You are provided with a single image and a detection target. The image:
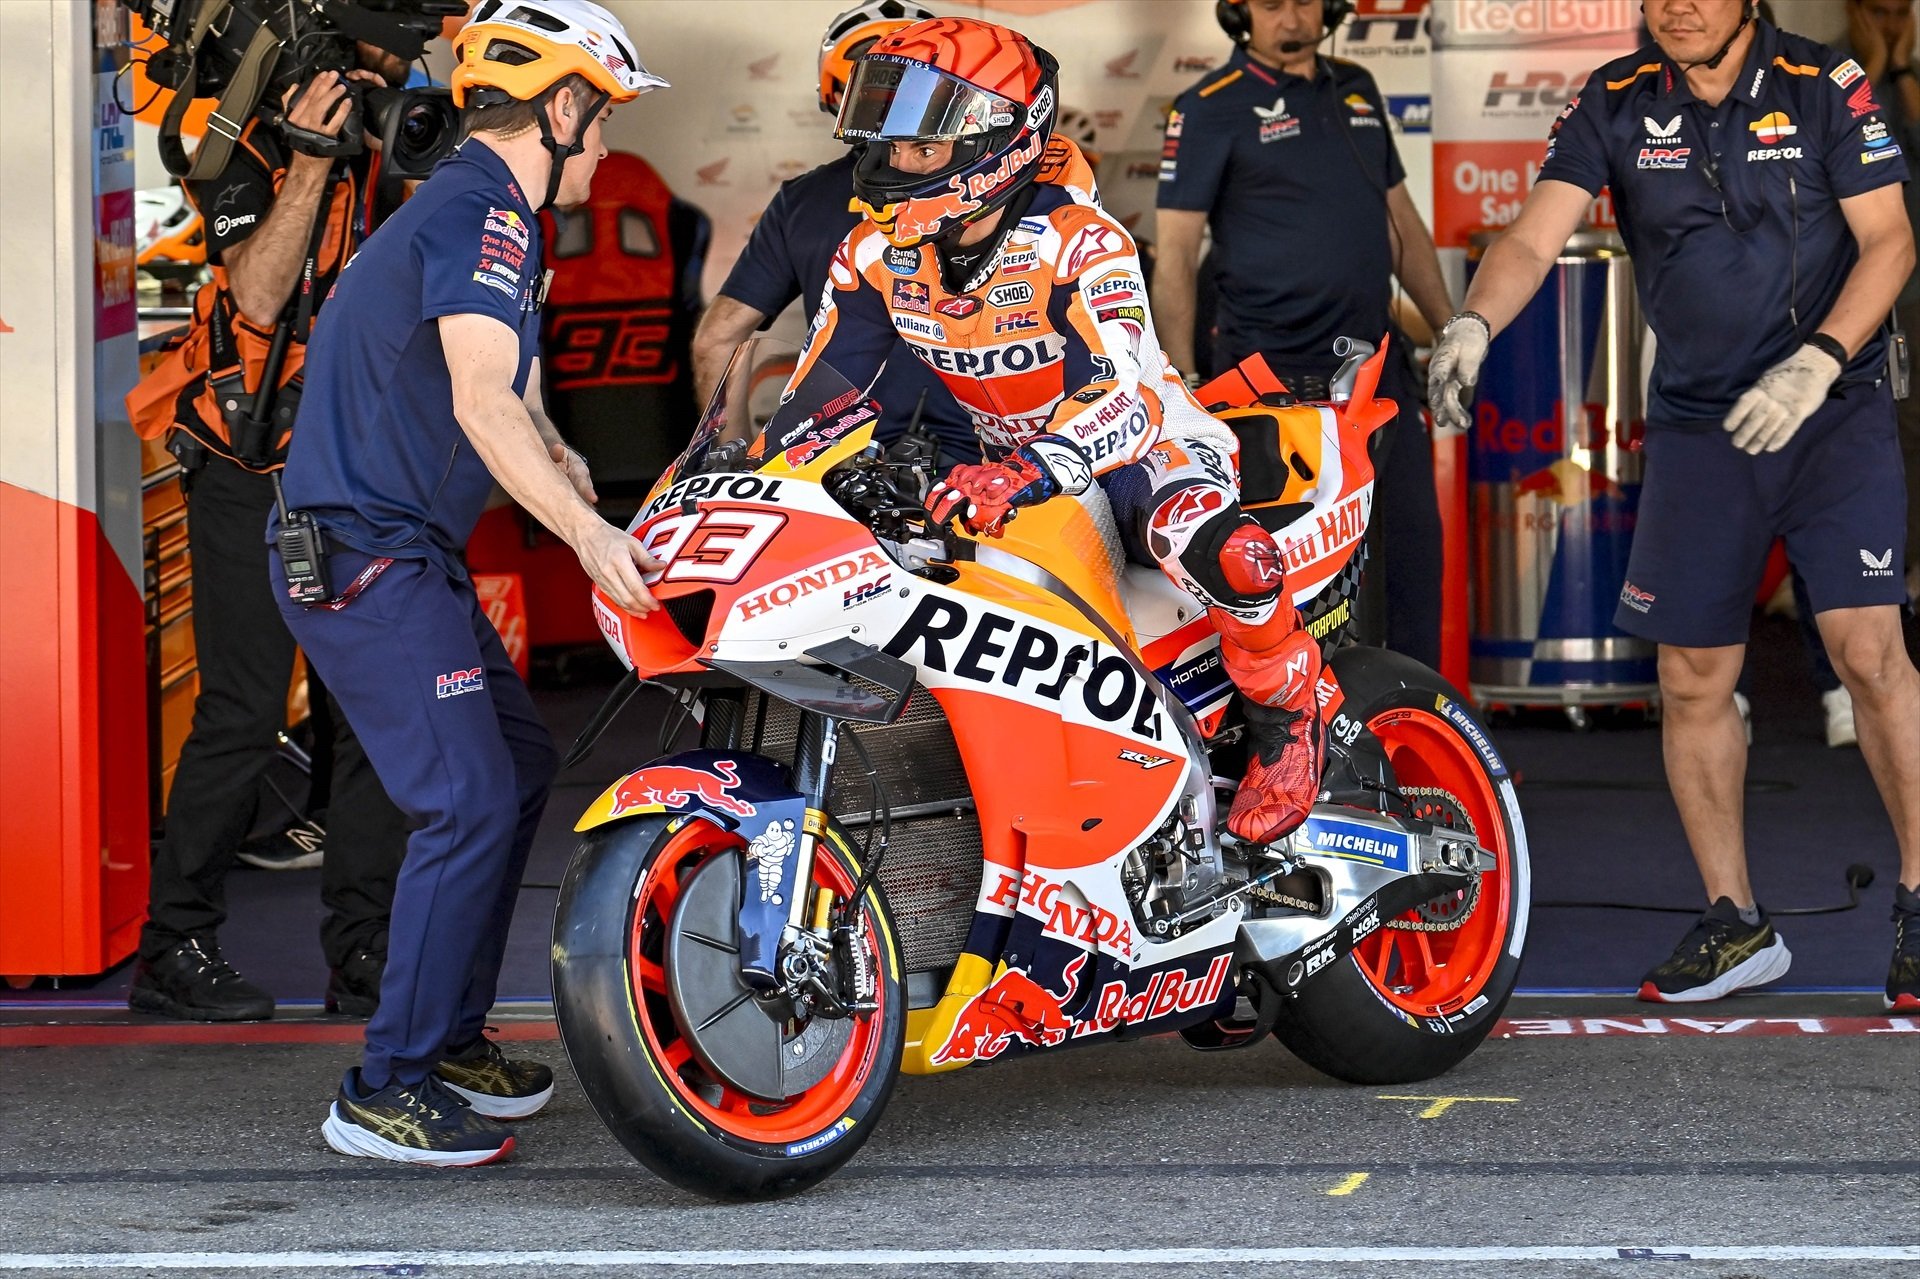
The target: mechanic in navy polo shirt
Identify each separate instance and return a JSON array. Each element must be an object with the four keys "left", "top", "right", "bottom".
[
  {"left": 1431, "top": 0, "right": 1920, "bottom": 1009},
  {"left": 1153, "top": 0, "right": 1456, "bottom": 670},
  {"left": 691, "top": 1, "right": 978, "bottom": 465},
  {"left": 271, "top": 0, "right": 669, "bottom": 1166}
]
